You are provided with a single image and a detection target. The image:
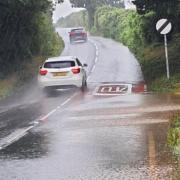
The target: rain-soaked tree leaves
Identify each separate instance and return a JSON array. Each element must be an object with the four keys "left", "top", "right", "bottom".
[
  {"left": 69, "top": 0, "right": 124, "bottom": 28},
  {"left": 132, "top": 0, "right": 180, "bottom": 34},
  {"left": 0, "top": 0, "right": 63, "bottom": 78},
  {"left": 132, "top": 0, "right": 180, "bottom": 16}
]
